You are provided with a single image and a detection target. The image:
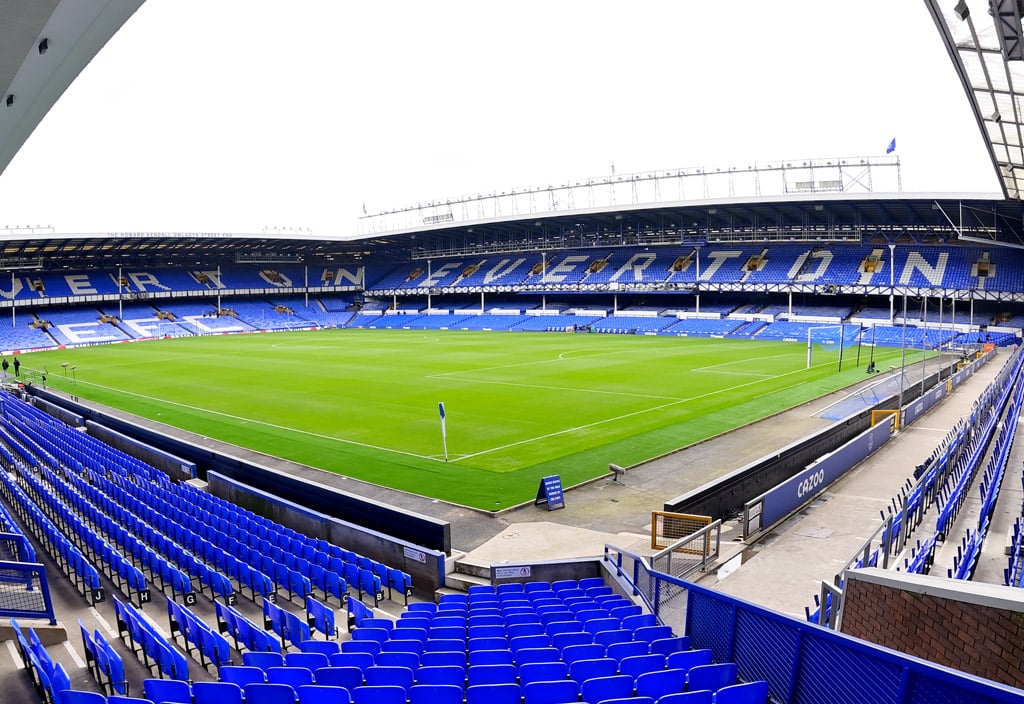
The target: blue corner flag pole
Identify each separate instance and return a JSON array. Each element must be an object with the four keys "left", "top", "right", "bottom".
[{"left": 439, "top": 402, "right": 448, "bottom": 462}]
